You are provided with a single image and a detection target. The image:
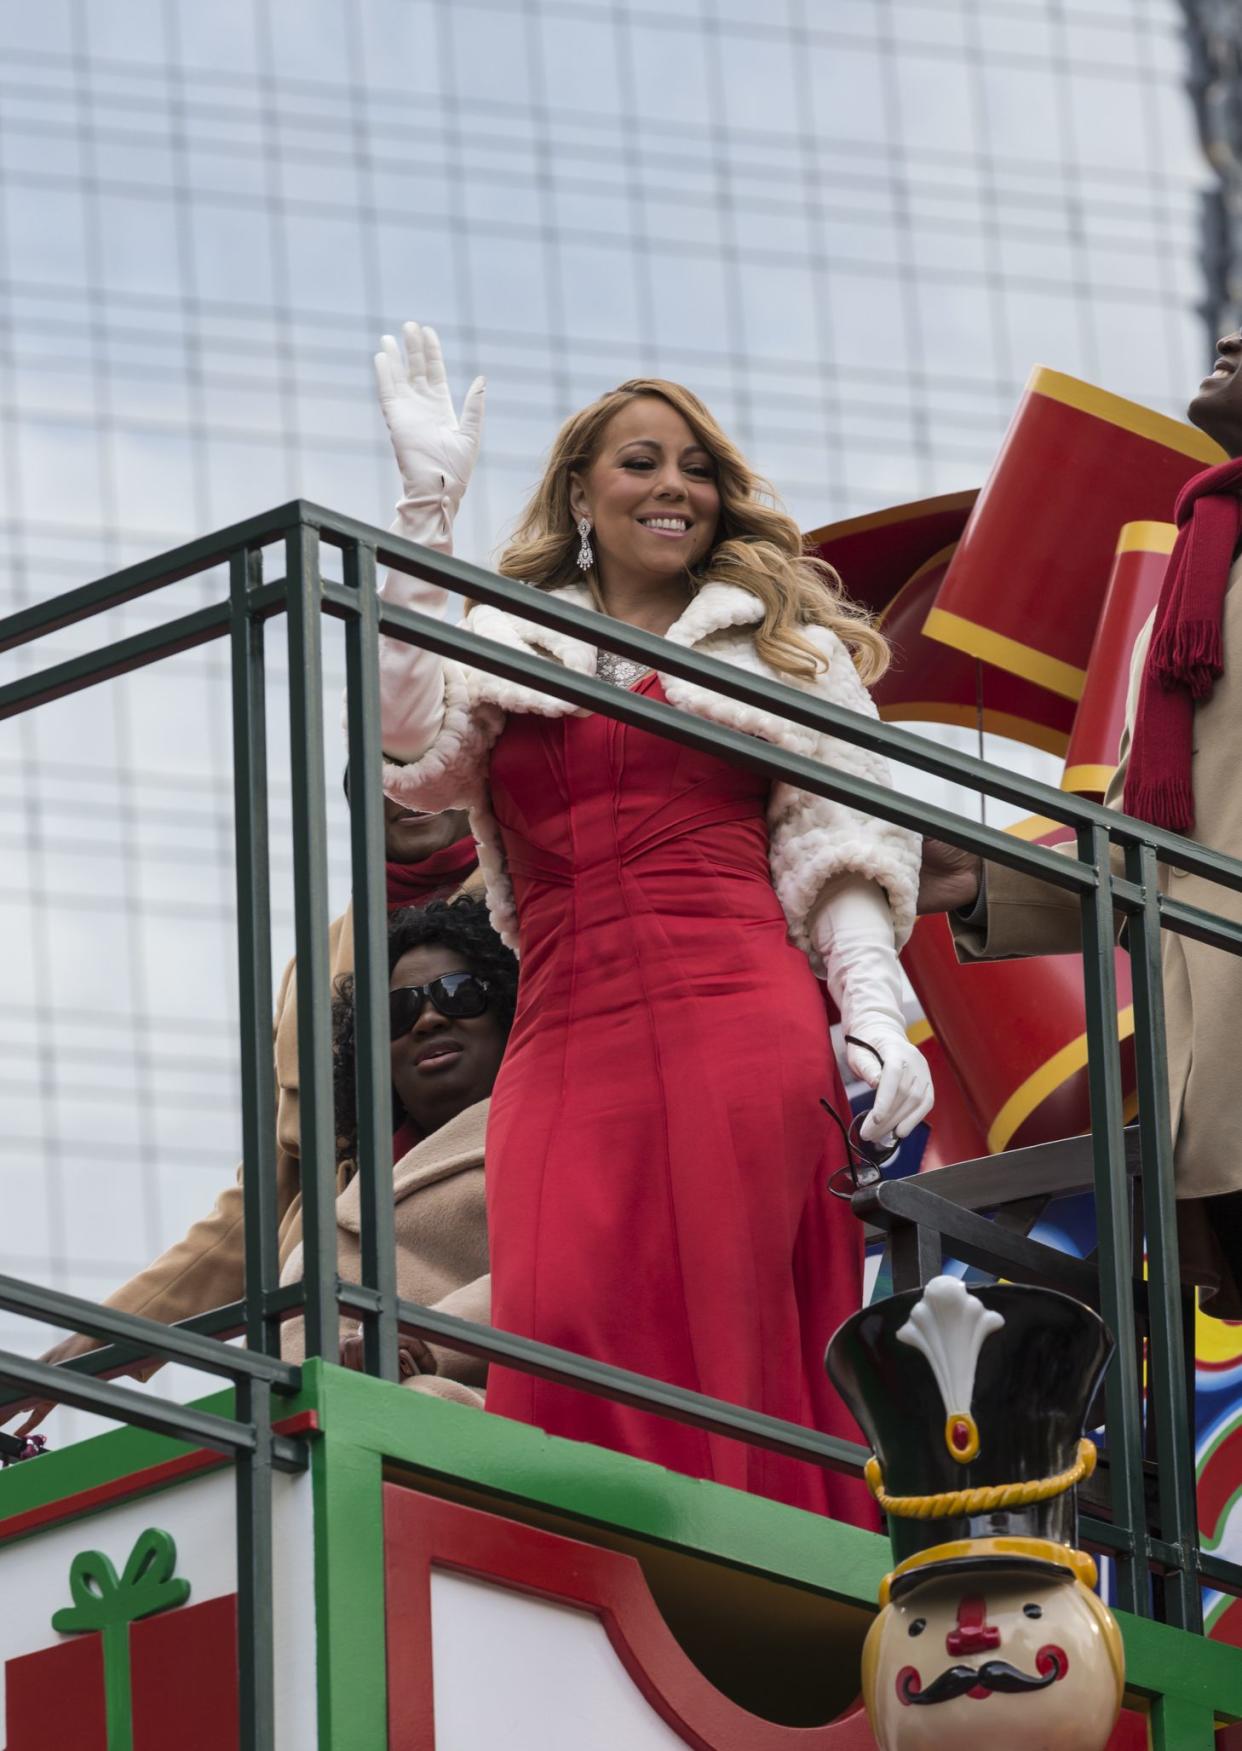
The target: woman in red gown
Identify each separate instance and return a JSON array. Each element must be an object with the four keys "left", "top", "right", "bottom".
[{"left": 370, "top": 323, "right": 931, "bottom": 1522}]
